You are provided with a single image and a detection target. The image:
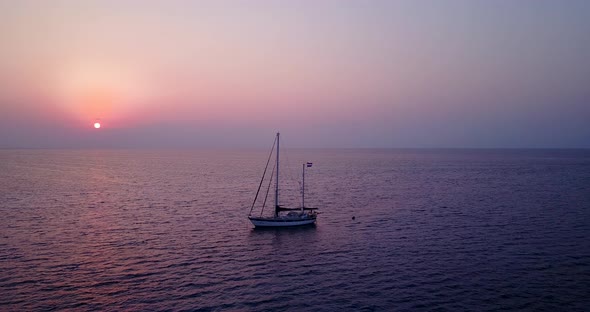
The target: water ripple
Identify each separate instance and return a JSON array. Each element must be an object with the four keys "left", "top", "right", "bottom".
[{"left": 1, "top": 149, "right": 589, "bottom": 310}]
